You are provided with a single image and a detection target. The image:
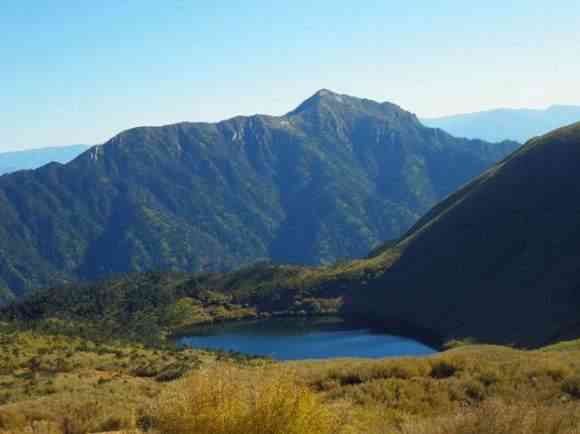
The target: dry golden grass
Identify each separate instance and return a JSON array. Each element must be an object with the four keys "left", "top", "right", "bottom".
[
  {"left": 0, "top": 331, "right": 256, "bottom": 434},
  {"left": 290, "top": 344, "right": 580, "bottom": 423},
  {"left": 3, "top": 331, "right": 580, "bottom": 434},
  {"left": 150, "top": 365, "right": 345, "bottom": 434},
  {"left": 0, "top": 328, "right": 271, "bottom": 407},
  {"left": 0, "top": 396, "right": 141, "bottom": 434},
  {"left": 542, "top": 339, "right": 580, "bottom": 353},
  {"left": 397, "top": 400, "right": 580, "bottom": 434}
]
